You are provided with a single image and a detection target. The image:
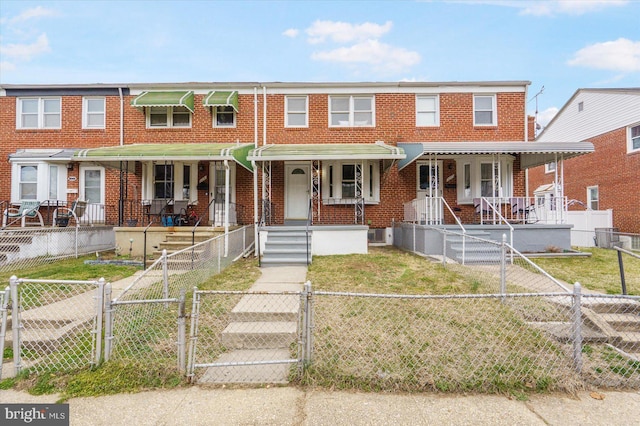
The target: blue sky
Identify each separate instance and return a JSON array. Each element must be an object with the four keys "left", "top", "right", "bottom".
[{"left": 1, "top": 0, "right": 639, "bottom": 128}]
